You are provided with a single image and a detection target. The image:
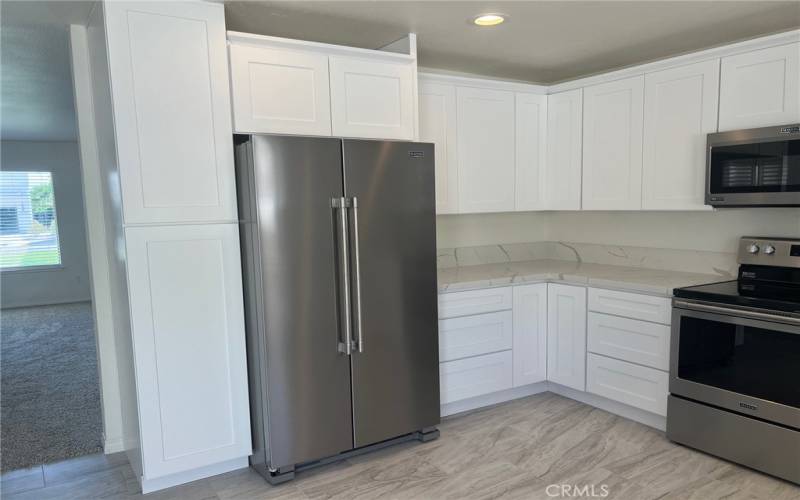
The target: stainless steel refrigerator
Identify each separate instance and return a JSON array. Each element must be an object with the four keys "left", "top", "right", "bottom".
[{"left": 234, "top": 135, "right": 440, "bottom": 484}]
